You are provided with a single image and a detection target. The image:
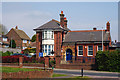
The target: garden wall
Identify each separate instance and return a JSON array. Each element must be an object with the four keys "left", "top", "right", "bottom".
[{"left": 2, "top": 69, "right": 53, "bottom": 78}]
